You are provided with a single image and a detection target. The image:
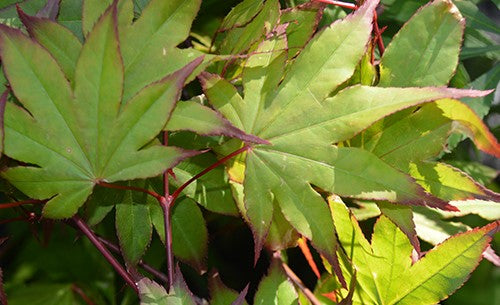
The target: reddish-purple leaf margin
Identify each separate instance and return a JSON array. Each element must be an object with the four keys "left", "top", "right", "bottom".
[{"left": 169, "top": 102, "right": 269, "bottom": 145}]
